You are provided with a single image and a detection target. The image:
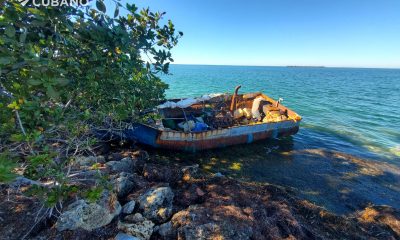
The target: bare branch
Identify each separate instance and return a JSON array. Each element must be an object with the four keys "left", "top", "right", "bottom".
[{"left": 15, "top": 110, "right": 26, "bottom": 136}]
